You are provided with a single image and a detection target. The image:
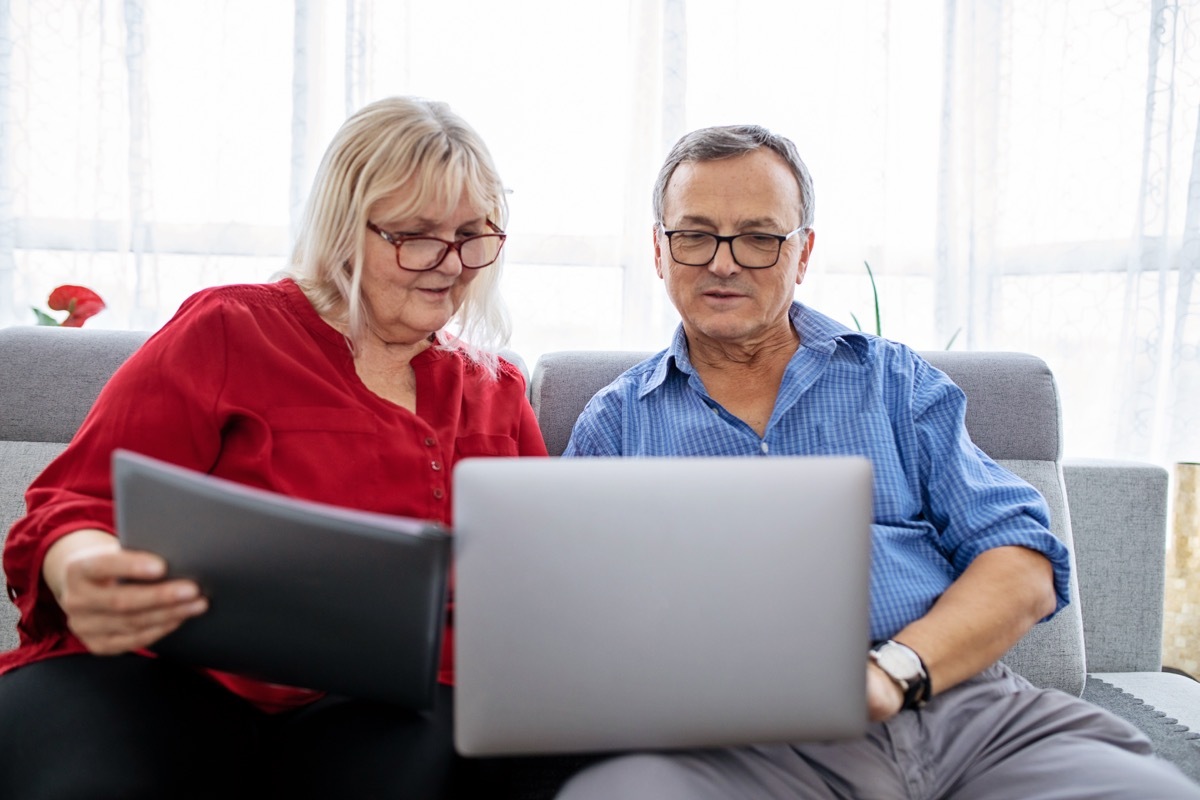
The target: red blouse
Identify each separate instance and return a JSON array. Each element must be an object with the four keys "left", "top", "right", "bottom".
[{"left": 1, "top": 279, "right": 548, "bottom": 711}]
